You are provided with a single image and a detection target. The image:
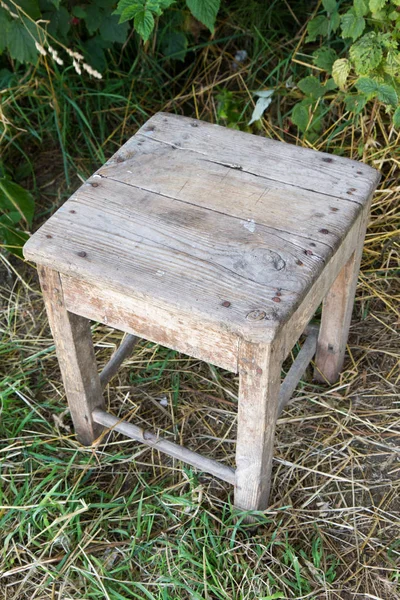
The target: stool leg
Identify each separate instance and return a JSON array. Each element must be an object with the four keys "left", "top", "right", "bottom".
[
  {"left": 38, "top": 267, "right": 105, "bottom": 445},
  {"left": 314, "top": 225, "right": 367, "bottom": 384},
  {"left": 234, "top": 341, "right": 281, "bottom": 512}
]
